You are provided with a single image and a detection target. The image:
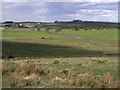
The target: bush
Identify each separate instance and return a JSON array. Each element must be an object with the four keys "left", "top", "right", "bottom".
[
  {"left": 36, "top": 25, "right": 42, "bottom": 31},
  {"left": 75, "top": 28, "right": 79, "bottom": 31}
]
